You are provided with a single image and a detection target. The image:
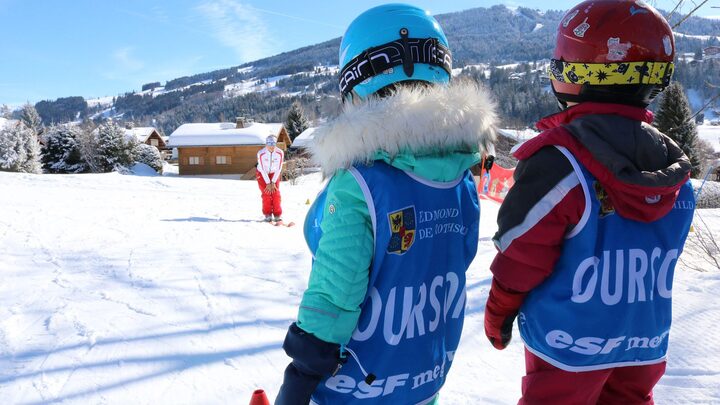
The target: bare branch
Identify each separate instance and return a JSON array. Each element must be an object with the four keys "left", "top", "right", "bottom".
[
  {"left": 672, "top": 0, "right": 711, "bottom": 29},
  {"left": 666, "top": 0, "right": 685, "bottom": 24}
]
